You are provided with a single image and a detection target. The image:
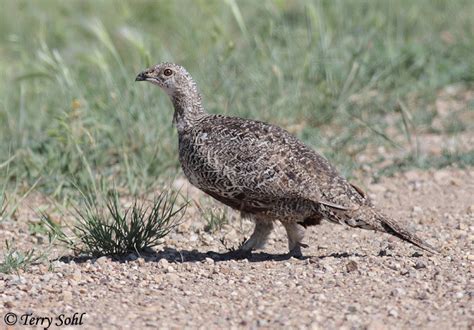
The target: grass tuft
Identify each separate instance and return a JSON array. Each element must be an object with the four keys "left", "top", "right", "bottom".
[
  {"left": 201, "top": 207, "right": 229, "bottom": 233},
  {"left": 43, "top": 188, "right": 187, "bottom": 257},
  {"left": 0, "top": 240, "right": 42, "bottom": 274}
]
